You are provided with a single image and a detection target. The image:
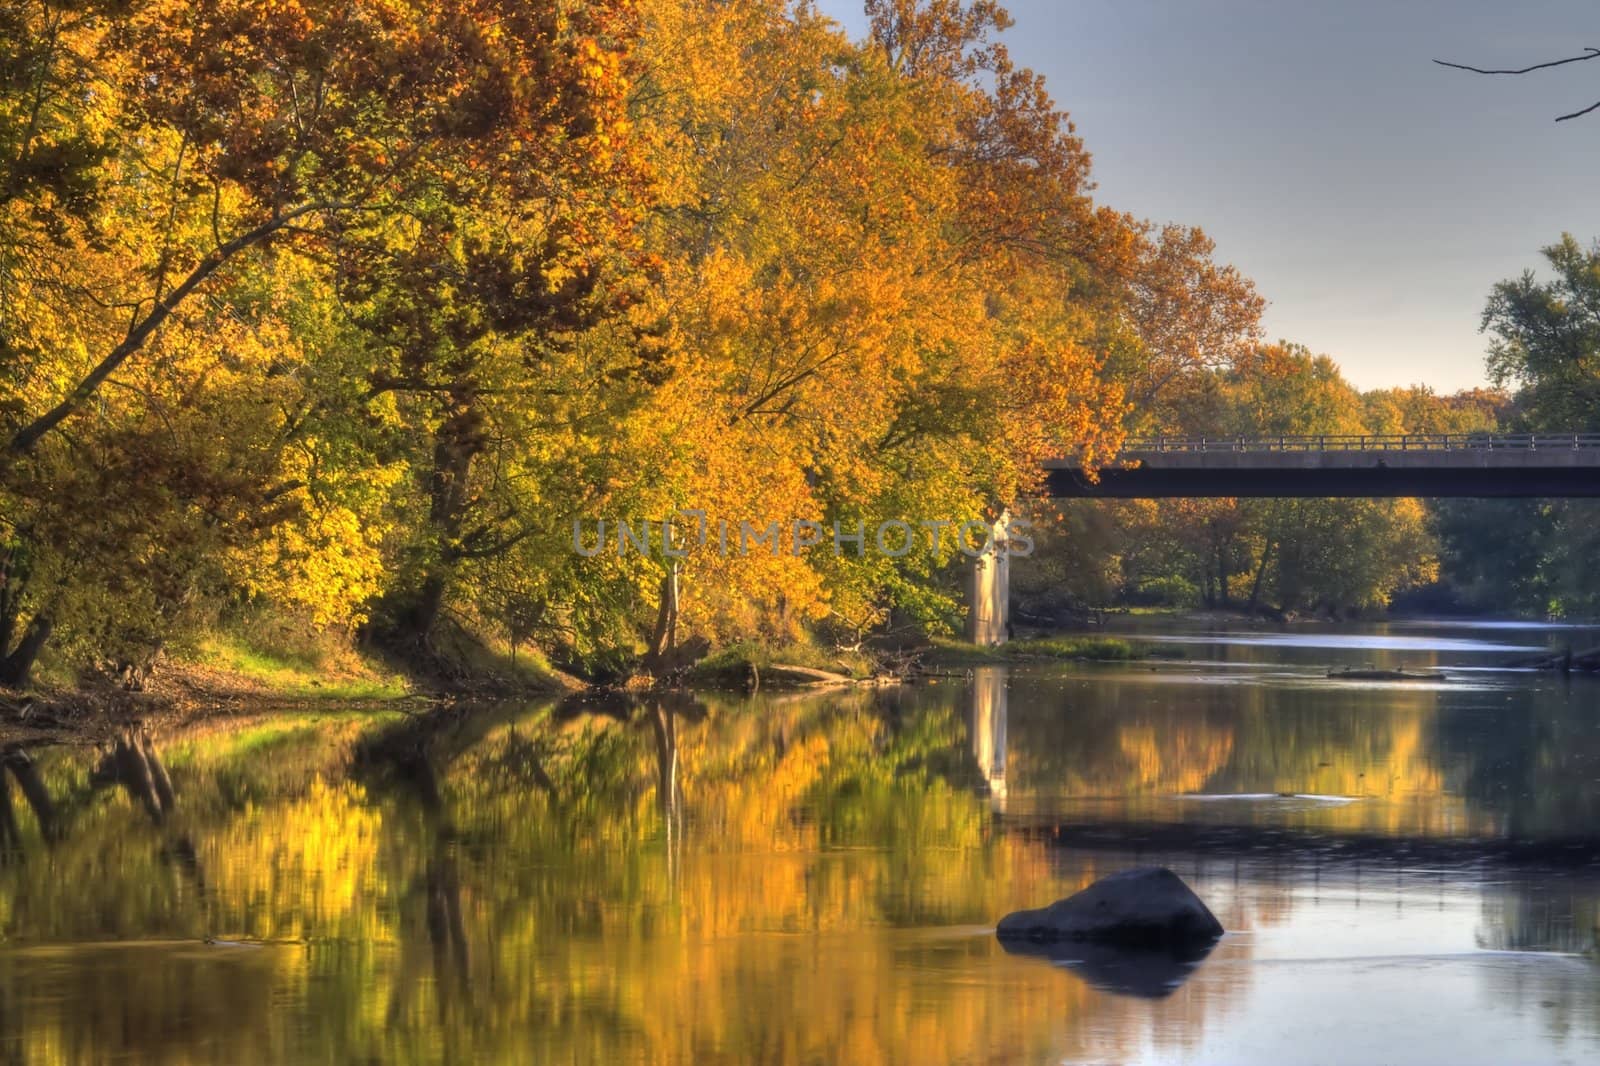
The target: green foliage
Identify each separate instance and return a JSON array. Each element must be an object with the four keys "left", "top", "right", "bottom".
[
  {"left": 1130, "top": 575, "right": 1201, "bottom": 608},
  {"left": 1013, "top": 636, "right": 1141, "bottom": 661},
  {"left": 1426, "top": 235, "right": 1600, "bottom": 618},
  {"left": 1484, "top": 234, "right": 1600, "bottom": 432}
]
